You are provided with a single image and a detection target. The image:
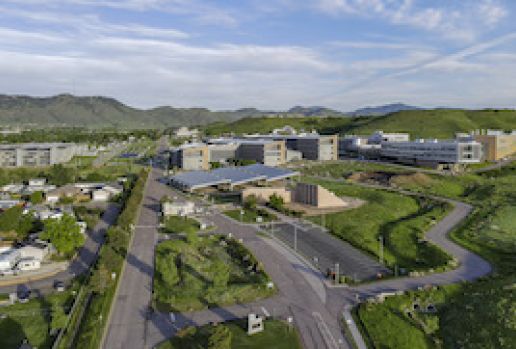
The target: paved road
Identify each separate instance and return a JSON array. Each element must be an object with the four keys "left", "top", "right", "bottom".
[
  {"left": 469, "top": 156, "right": 515, "bottom": 173},
  {"left": 104, "top": 164, "right": 493, "bottom": 349},
  {"left": 102, "top": 167, "right": 160, "bottom": 349},
  {"left": 104, "top": 165, "right": 352, "bottom": 349},
  {"left": 0, "top": 203, "right": 120, "bottom": 294},
  {"left": 349, "top": 198, "right": 491, "bottom": 297}
]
